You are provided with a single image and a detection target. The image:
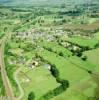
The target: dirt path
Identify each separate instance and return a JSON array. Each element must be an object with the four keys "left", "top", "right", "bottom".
[{"left": 14, "top": 67, "right": 24, "bottom": 100}]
